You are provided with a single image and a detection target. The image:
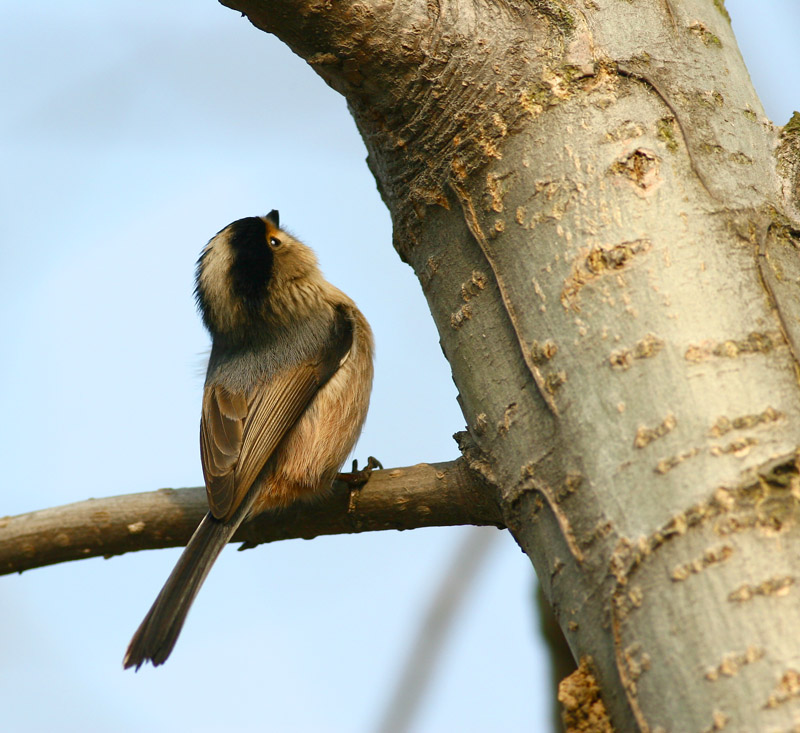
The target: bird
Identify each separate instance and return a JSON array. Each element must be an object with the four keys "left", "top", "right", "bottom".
[{"left": 124, "top": 210, "right": 374, "bottom": 669}]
